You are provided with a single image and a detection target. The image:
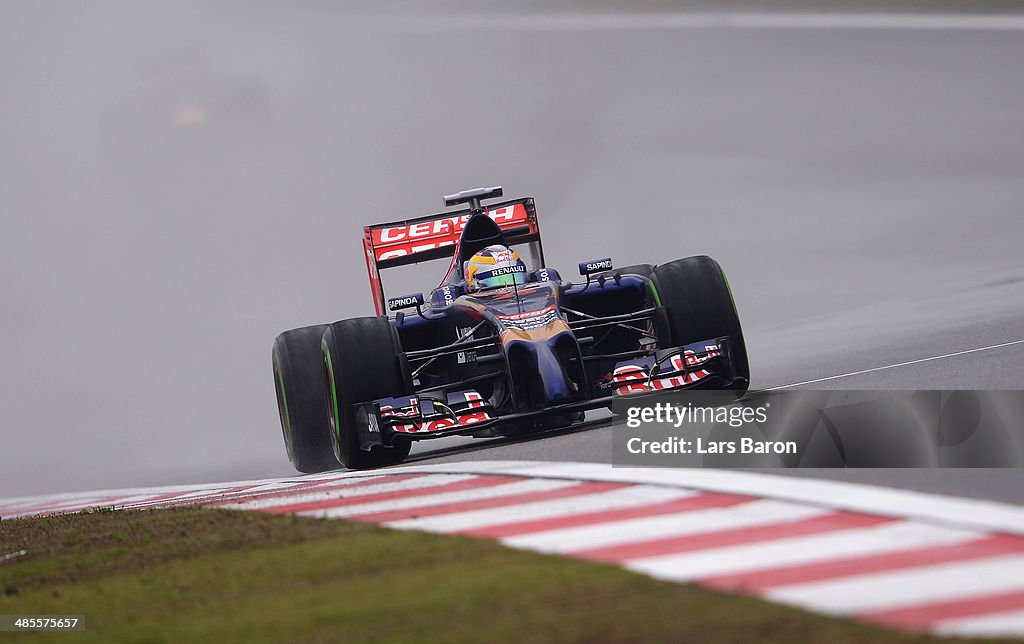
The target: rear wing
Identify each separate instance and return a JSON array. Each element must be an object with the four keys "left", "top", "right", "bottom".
[{"left": 363, "top": 197, "right": 543, "bottom": 315}]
